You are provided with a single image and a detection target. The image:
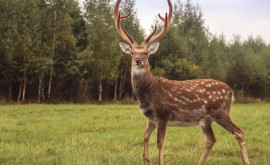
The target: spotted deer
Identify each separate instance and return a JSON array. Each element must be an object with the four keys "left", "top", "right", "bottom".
[{"left": 114, "top": 0, "right": 249, "bottom": 164}]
